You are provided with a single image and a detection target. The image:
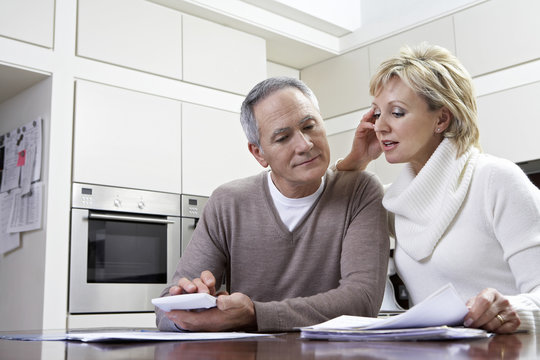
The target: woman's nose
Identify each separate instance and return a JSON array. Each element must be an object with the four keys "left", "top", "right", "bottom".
[{"left": 373, "top": 115, "right": 389, "bottom": 133}]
